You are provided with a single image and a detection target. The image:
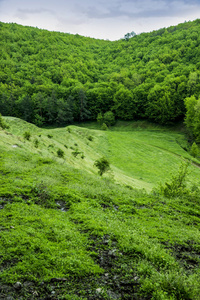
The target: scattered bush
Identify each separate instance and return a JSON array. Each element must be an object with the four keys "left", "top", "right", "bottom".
[
  {"left": 88, "top": 135, "right": 93, "bottom": 141},
  {"left": 101, "top": 123, "right": 108, "bottom": 131},
  {"left": 23, "top": 131, "right": 31, "bottom": 141},
  {"left": 67, "top": 127, "right": 71, "bottom": 133},
  {"left": 190, "top": 142, "right": 199, "bottom": 158},
  {"left": 64, "top": 144, "right": 68, "bottom": 149},
  {"left": 0, "top": 114, "right": 9, "bottom": 129},
  {"left": 72, "top": 149, "right": 81, "bottom": 157},
  {"left": 34, "top": 138, "right": 39, "bottom": 148},
  {"left": 94, "top": 157, "right": 110, "bottom": 176},
  {"left": 57, "top": 148, "right": 65, "bottom": 158},
  {"left": 157, "top": 162, "right": 190, "bottom": 197},
  {"left": 103, "top": 111, "right": 115, "bottom": 126},
  {"left": 47, "top": 134, "right": 53, "bottom": 139}
]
